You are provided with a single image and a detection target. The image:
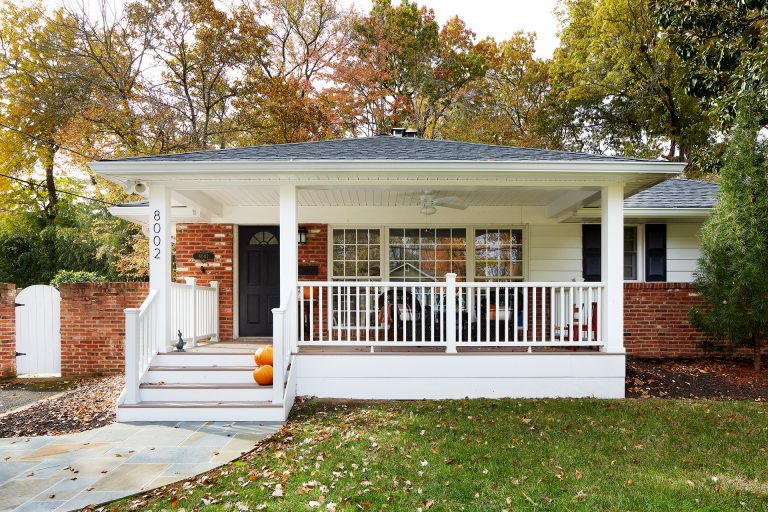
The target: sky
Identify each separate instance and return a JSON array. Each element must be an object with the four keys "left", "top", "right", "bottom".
[{"left": 348, "top": 0, "right": 561, "bottom": 58}]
